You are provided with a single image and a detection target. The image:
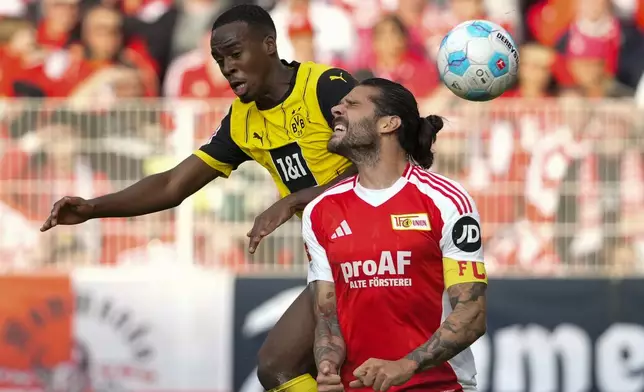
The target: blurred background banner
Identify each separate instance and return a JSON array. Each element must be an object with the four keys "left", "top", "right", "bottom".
[
  {"left": 1, "top": 274, "right": 643, "bottom": 392},
  {"left": 0, "top": 274, "right": 73, "bottom": 390},
  {"left": 0, "top": 267, "right": 235, "bottom": 392},
  {"left": 233, "top": 277, "right": 644, "bottom": 392}
]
